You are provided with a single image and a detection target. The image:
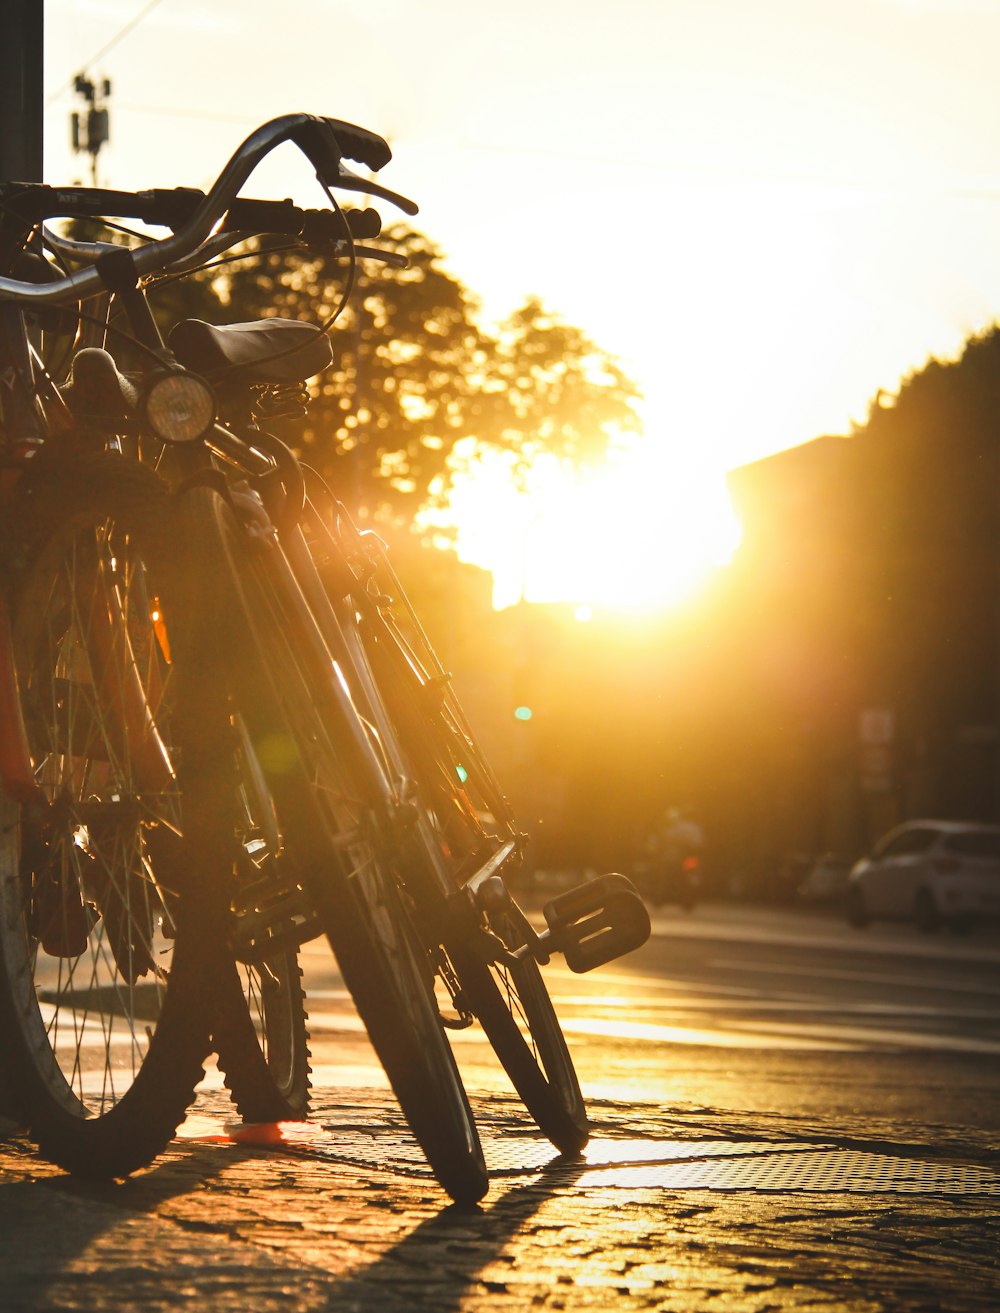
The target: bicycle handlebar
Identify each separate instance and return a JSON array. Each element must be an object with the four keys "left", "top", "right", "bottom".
[
  {"left": 39, "top": 198, "right": 389, "bottom": 274},
  {"left": 0, "top": 113, "right": 418, "bottom": 305}
]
